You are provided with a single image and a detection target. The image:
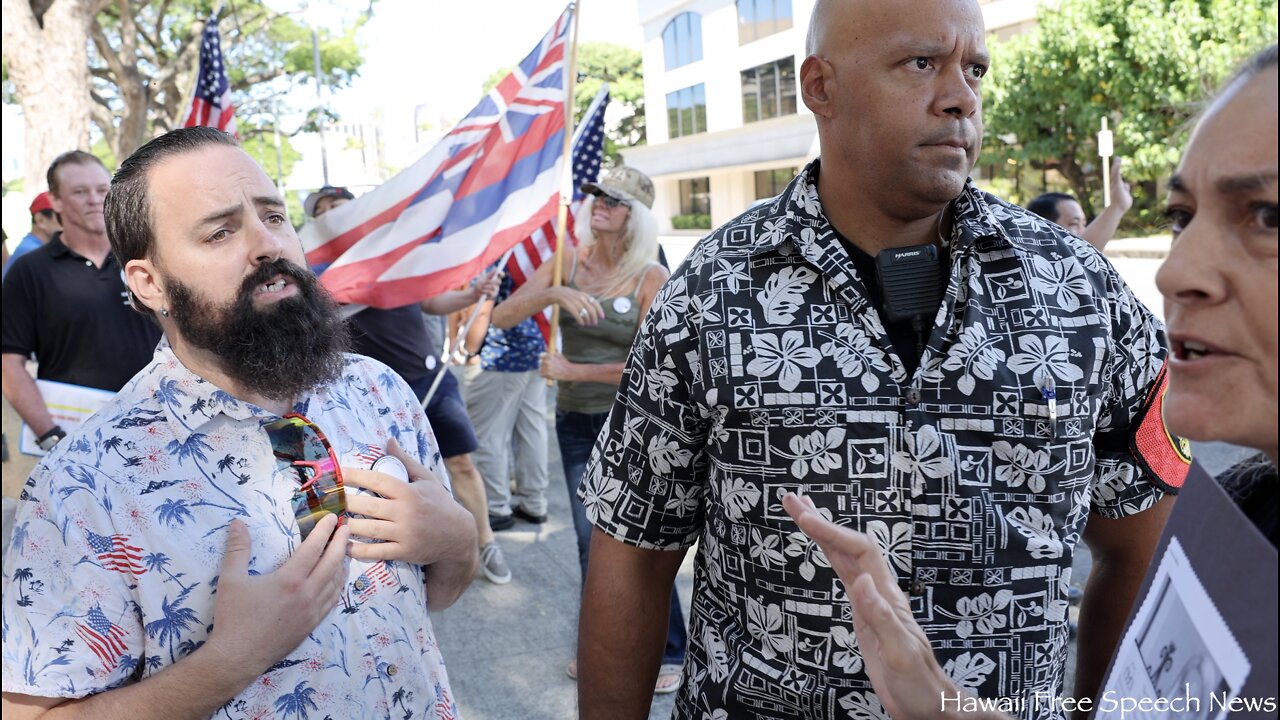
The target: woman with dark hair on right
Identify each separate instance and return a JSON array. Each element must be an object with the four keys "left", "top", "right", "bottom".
[{"left": 784, "top": 44, "right": 1277, "bottom": 719}]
